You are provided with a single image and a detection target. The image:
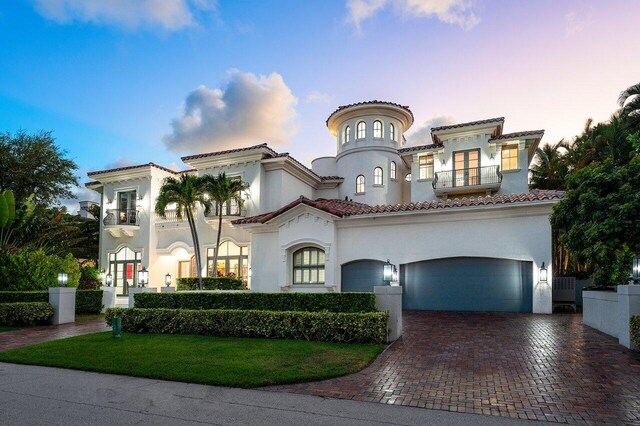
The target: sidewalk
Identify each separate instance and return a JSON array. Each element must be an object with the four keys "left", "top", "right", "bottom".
[
  {"left": 0, "top": 320, "right": 110, "bottom": 352},
  {"left": 0, "top": 362, "right": 544, "bottom": 426}
]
